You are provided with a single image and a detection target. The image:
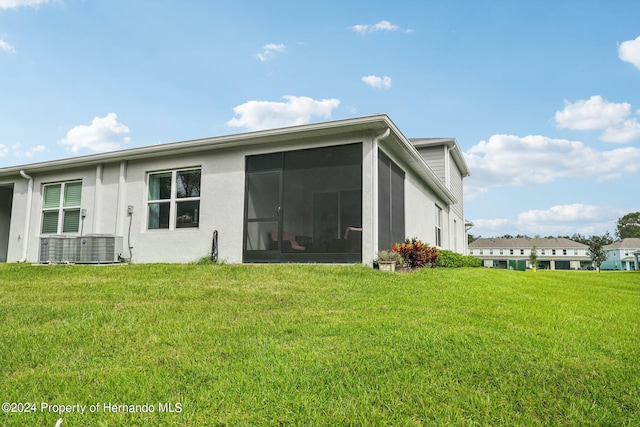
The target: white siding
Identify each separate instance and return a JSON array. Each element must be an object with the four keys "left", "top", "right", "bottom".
[
  {"left": 449, "top": 159, "right": 464, "bottom": 218},
  {"left": 416, "top": 146, "right": 446, "bottom": 184}
]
